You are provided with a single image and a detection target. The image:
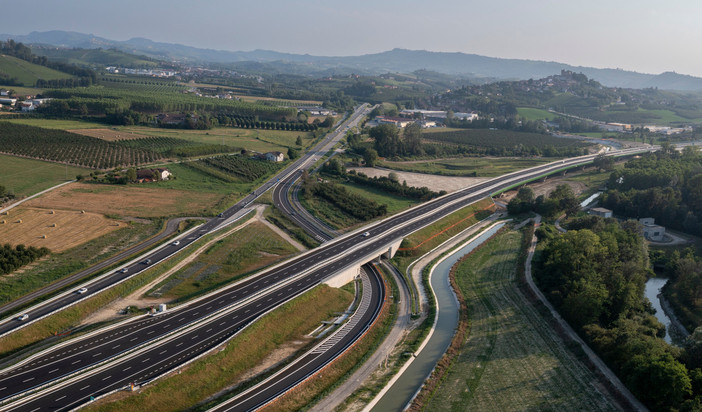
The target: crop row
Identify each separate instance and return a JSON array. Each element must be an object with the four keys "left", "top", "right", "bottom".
[
  {"left": 197, "top": 154, "right": 280, "bottom": 182},
  {"left": 44, "top": 86, "right": 297, "bottom": 121},
  {"left": 0, "top": 122, "right": 163, "bottom": 169}
]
